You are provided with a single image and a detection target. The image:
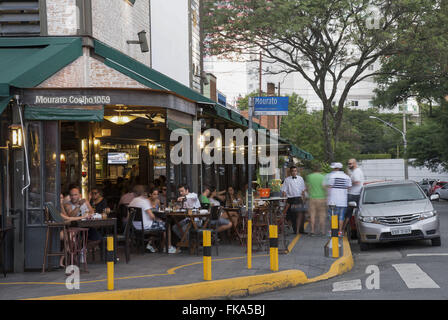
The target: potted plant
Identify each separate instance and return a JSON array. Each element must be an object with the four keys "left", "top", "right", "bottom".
[
  {"left": 269, "top": 179, "right": 282, "bottom": 197},
  {"left": 256, "top": 168, "right": 271, "bottom": 198}
]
